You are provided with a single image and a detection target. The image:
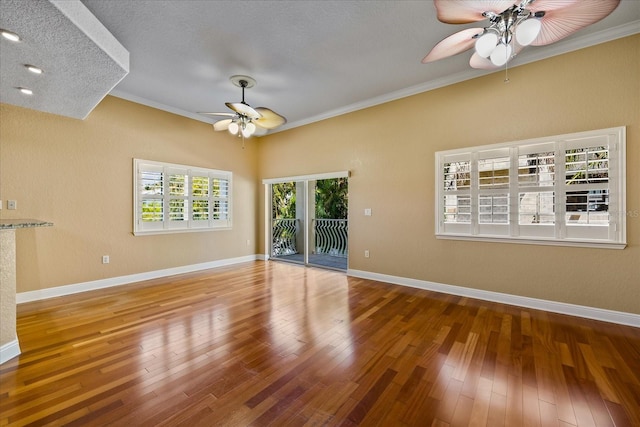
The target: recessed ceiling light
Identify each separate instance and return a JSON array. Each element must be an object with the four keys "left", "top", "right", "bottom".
[
  {"left": 25, "top": 65, "right": 44, "bottom": 74},
  {"left": 18, "top": 87, "right": 33, "bottom": 95},
  {"left": 1, "top": 29, "right": 21, "bottom": 42}
]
